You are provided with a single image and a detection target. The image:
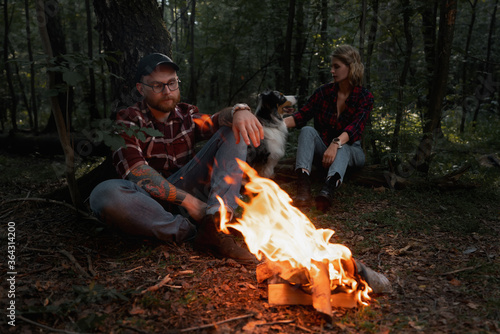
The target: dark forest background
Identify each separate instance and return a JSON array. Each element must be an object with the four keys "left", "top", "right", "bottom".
[
  {"left": 1, "top": 0, "right": 499, "bottom": 206},
  {"left": 1, "top": 2, "right": 500, "bottom": 333}
]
